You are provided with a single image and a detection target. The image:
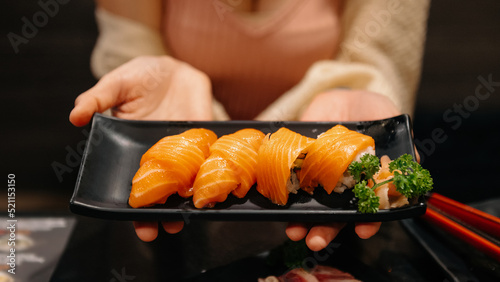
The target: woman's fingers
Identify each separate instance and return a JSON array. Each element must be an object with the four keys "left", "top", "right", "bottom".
[
  {"left": 69, "top": 74, "right": 122, "bottom": 127},
  {"left": 305, "top": 223, "right": 346, "bottom": 252},
  {"left": 354, "top": 222, "right": 381, "bottom": 239},
  {"left": 414, "top": 146, "right": 421, "bottom": 163},
  {"left": 285, "top": 222, "right": 310, "bottom": 241},
  {"left": 133, "top": 221, "right": 380, "bottom": 246},
  {"left": 287, "top": 222, "right": 382, "bottom": 251},
  {"left": 133, "top": 221, "right": 159, "bottom": 242},
  {"left": 133, "top": 221, "right": 184, "bottom": 242},
  {"left": 161, "top": 221, "right": 184, "bottom": 234}
]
